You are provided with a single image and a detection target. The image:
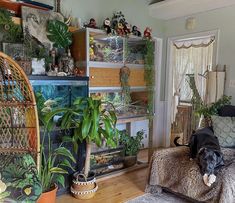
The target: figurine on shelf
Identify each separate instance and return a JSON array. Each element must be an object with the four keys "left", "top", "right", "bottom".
[
  {"left": 116, "top": 22, "right": 125, "bottom": 36},
  {"left": 124, "top": 23, "right": 131, "bottom": 36},
  {"left": 144, "top": 27, "right": 152, "bottom": 39},
  {"left": 103, "top": 18, "right": 112, "bottom": 35},
  {"left": 132, "top": 25, "right": 141, "bottom": 37},
  {"left": 85, "top": 18, "right": 98, "bottom": 29}
]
